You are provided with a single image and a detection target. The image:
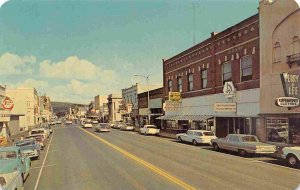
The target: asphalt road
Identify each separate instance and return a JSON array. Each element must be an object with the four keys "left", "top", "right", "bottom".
[{"left": 24, "top": 124, "right": 300, "bottom": 190}]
